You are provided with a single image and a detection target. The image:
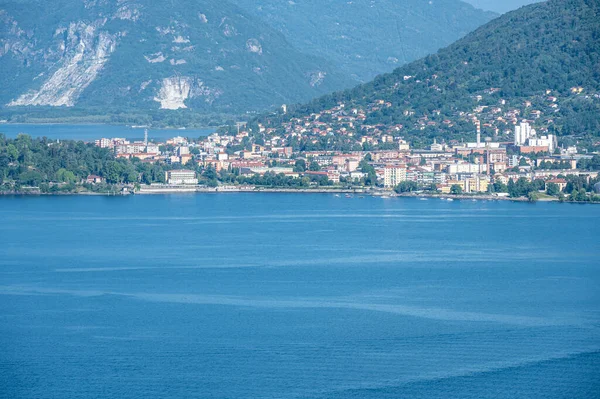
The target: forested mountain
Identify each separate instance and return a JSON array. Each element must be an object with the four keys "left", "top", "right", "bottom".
[
  {"left": 256, "top": 0, "right": 600, "bottom": 145},
  {"left": 463, "top": 0, "right": 542, "bottom": 13},
  {"left": 0, "top": 0, "right": 351, "bottom": 113},
  {"left": 229, "top": 0, "right": 496, "bottom": 82},
  {"left": 0, "top": 0, "right": 495, "bottom": 117}
]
